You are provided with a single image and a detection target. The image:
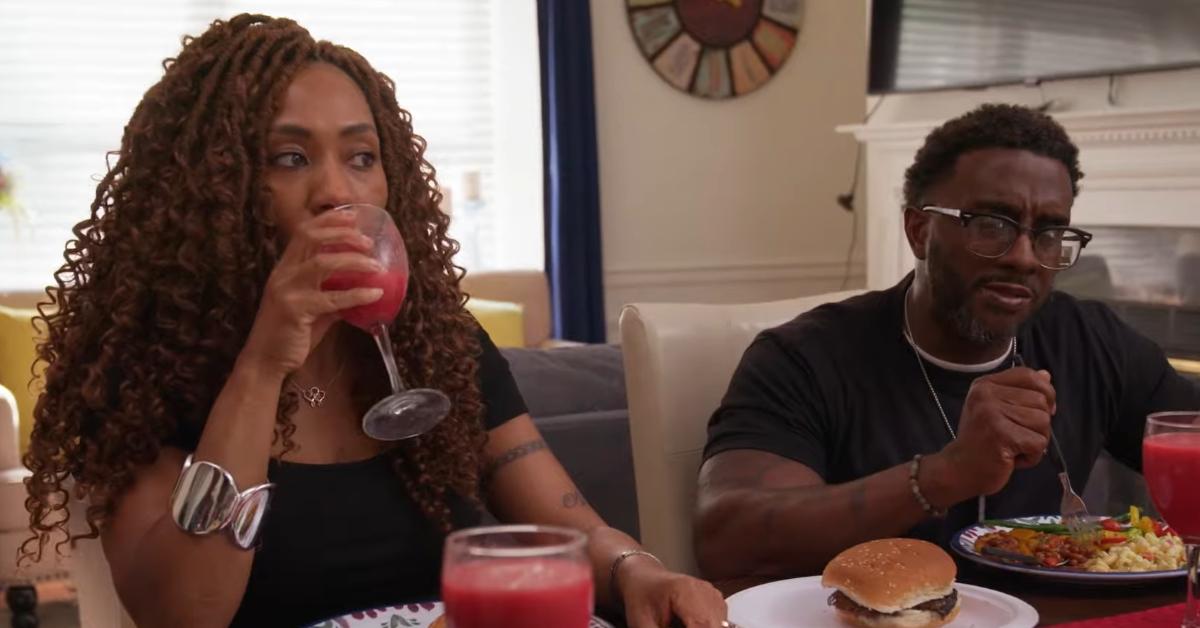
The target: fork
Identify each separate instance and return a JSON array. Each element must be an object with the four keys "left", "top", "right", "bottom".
[
  {"left": 1013, "top": 352, "right": 1099, "bottom": 541},
  {"left": 1048, "top": 432, "right": 1099, "bottom": 540}
]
